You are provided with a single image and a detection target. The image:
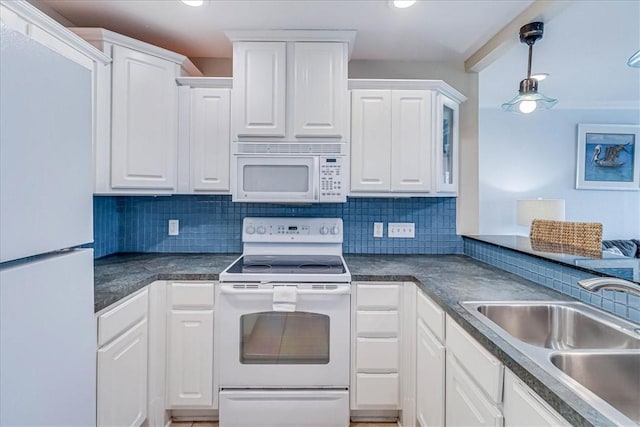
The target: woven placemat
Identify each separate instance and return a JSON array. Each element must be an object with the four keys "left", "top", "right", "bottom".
[{"left": 530, "top": 220, "right": 603, "bottom": 254}]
